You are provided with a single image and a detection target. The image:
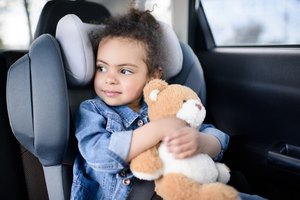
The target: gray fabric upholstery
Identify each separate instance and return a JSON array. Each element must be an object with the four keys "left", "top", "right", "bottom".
[
  {"left": 169, "top": 43, "right": 206, "bottom": 106},
  {"left": 56, "top": 14, "right": 104, "bottom": 87},
  {"left": 6, "top": 34, "right": 69, "bottom": 166},
  {"left": 34, "top": 0, "right": 110, "bottom": 38}
]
